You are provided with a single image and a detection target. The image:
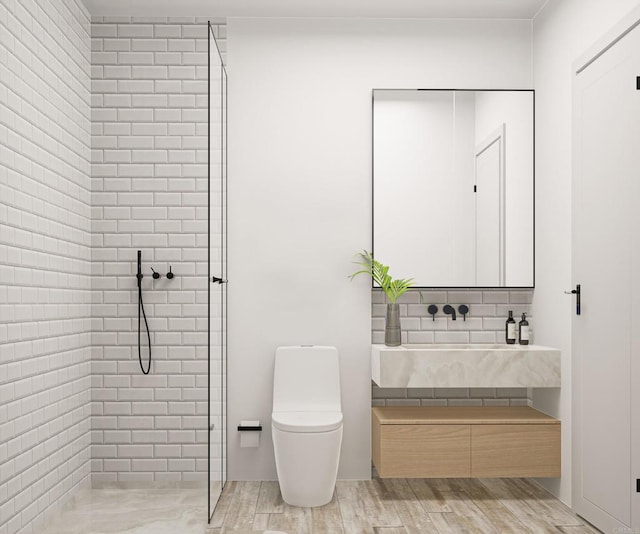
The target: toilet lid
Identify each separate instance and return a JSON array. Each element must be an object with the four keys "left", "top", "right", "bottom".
[{"left": 272, "top": 411, "right": 343, "bottom": 433}]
